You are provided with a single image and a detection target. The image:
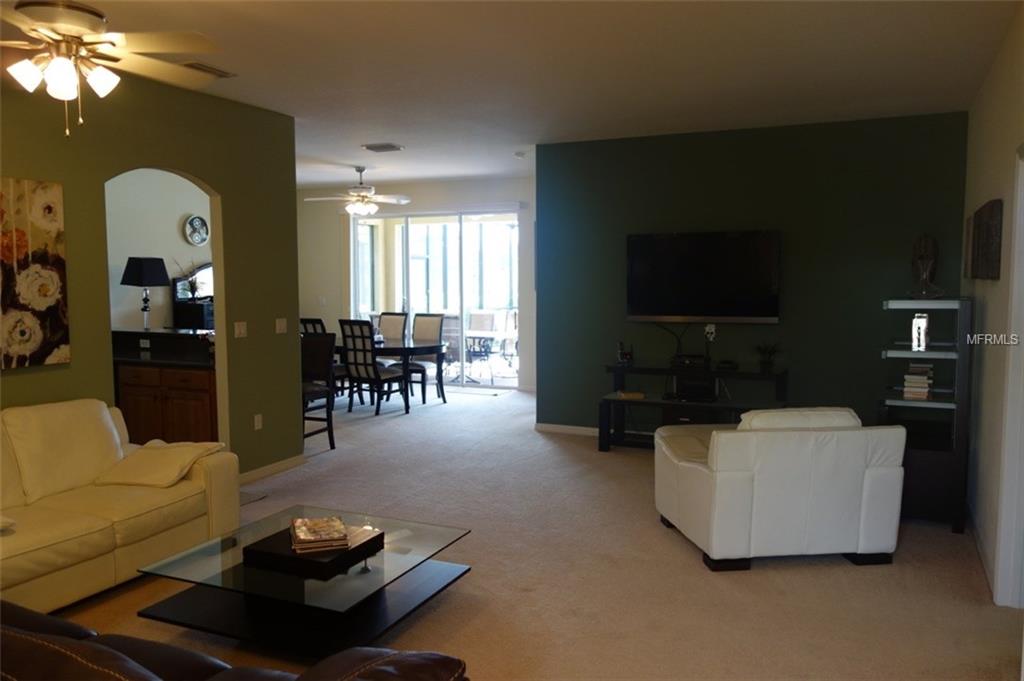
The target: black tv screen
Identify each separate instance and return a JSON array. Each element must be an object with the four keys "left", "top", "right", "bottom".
[{"left": 626, "top": 230, "right": 781, "bottom": 323}]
